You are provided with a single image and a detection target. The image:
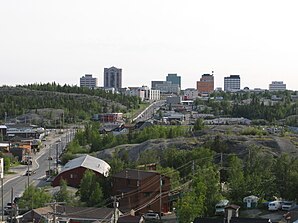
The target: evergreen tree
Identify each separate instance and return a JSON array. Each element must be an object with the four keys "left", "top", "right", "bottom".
[{"left": 227, "top": 155, "right": 246, "bottom": 203}]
